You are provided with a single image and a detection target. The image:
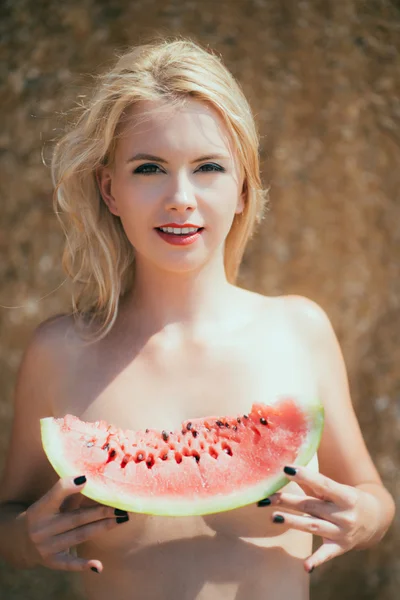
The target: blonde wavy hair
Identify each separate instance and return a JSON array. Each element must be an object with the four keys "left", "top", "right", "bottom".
[{"left": 51, "top": 34, "right": 269, "bottom": 341}]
